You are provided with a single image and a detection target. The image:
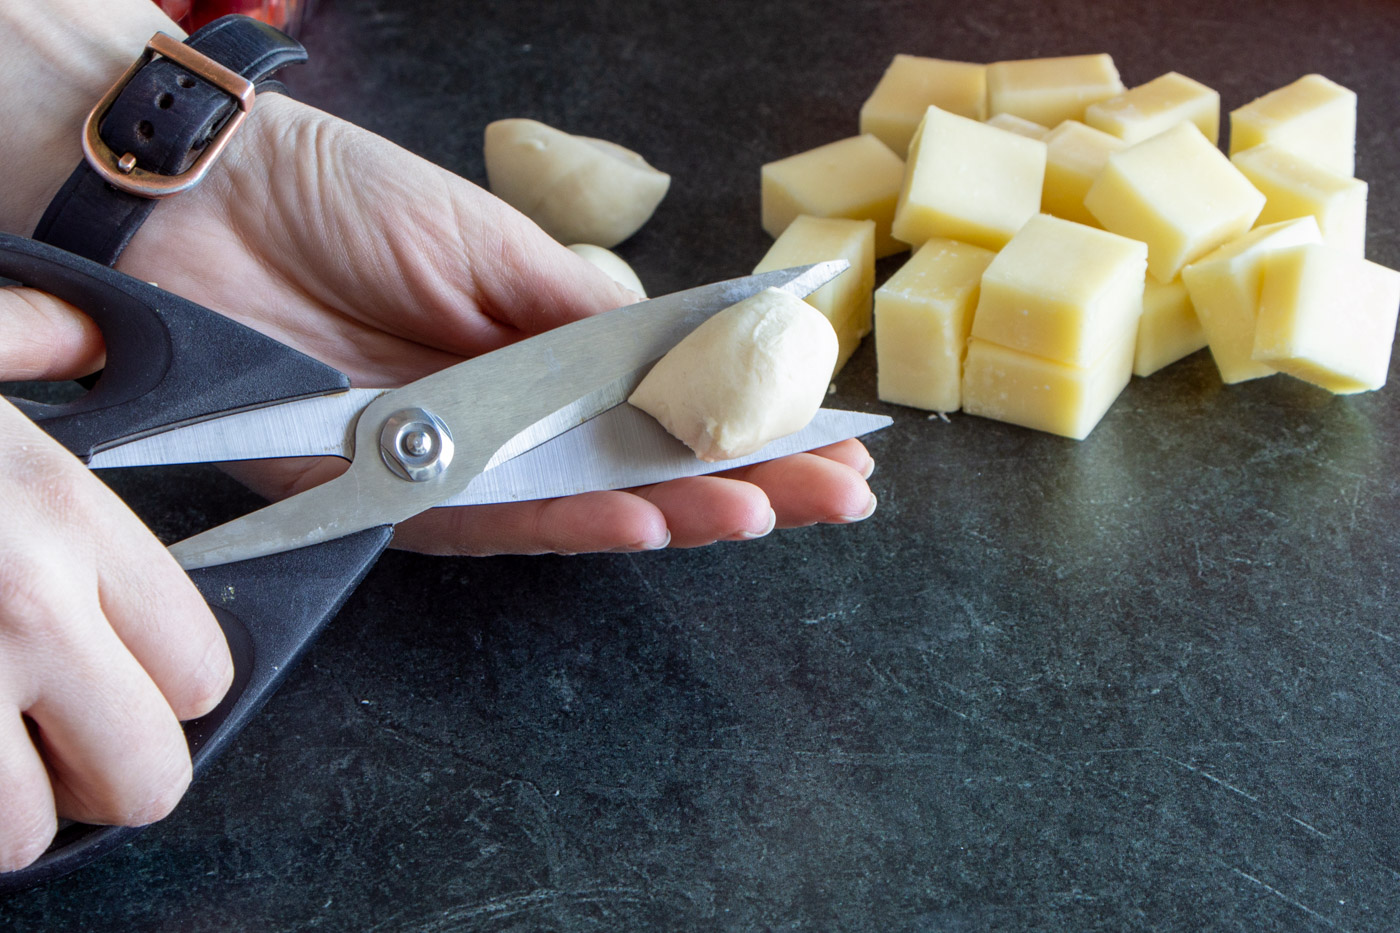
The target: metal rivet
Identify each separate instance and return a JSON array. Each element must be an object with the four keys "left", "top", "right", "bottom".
[{"left": 379, "top": 408, "right": 454, "bottom": 482}]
